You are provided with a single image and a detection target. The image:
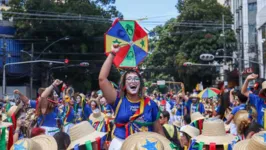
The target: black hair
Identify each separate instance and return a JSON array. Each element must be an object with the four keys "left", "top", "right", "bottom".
[
  {"left": 236, "top": 90, "right": 248, "bottom": 103},
  {"left": 218, "top": 91, "right": 230, "bottom": 118},
  {"left": 243, "top": 121, "right": 263, "bottom": 138},
  {"left": 184, "top": 114, "right": 191, "bottom": 124},
  {"left": 53, "top": 131, "right": 71, "bottom": 150},
  {"left": 161, "top": 110, "right": 170, "bottom": 121}
]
